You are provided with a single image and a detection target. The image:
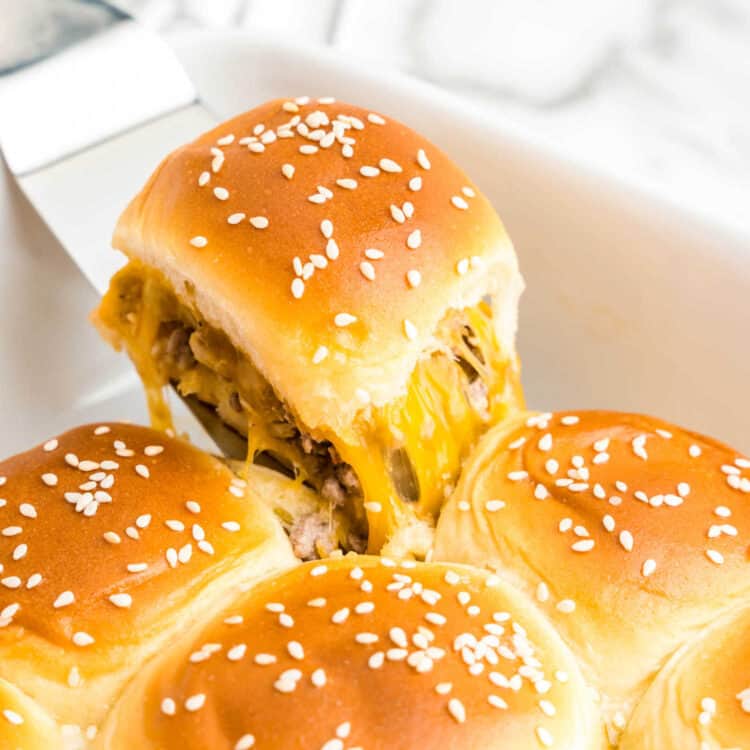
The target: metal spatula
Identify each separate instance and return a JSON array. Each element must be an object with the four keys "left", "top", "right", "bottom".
[{"left": 0, "top": 4, "right": 244, "bottom": 457}]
